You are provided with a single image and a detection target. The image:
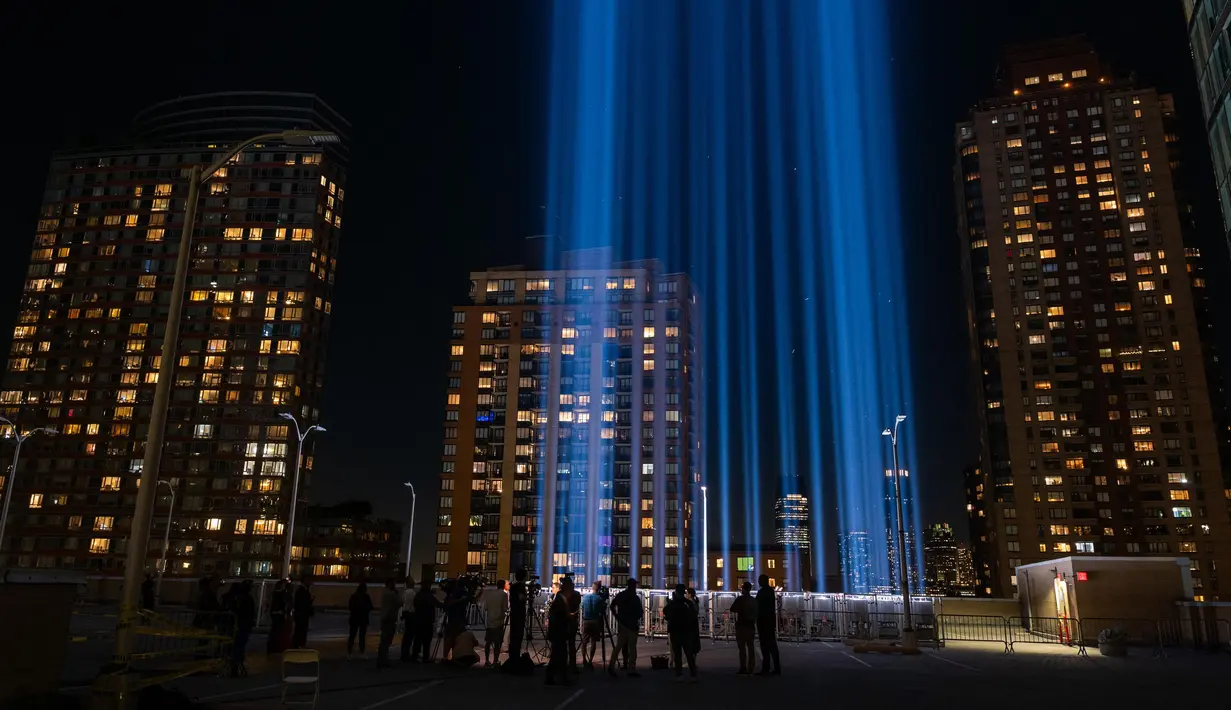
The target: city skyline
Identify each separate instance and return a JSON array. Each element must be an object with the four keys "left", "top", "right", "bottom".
[{"left": 0, "top": 0, "right": 1226, "bottom": 580}]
